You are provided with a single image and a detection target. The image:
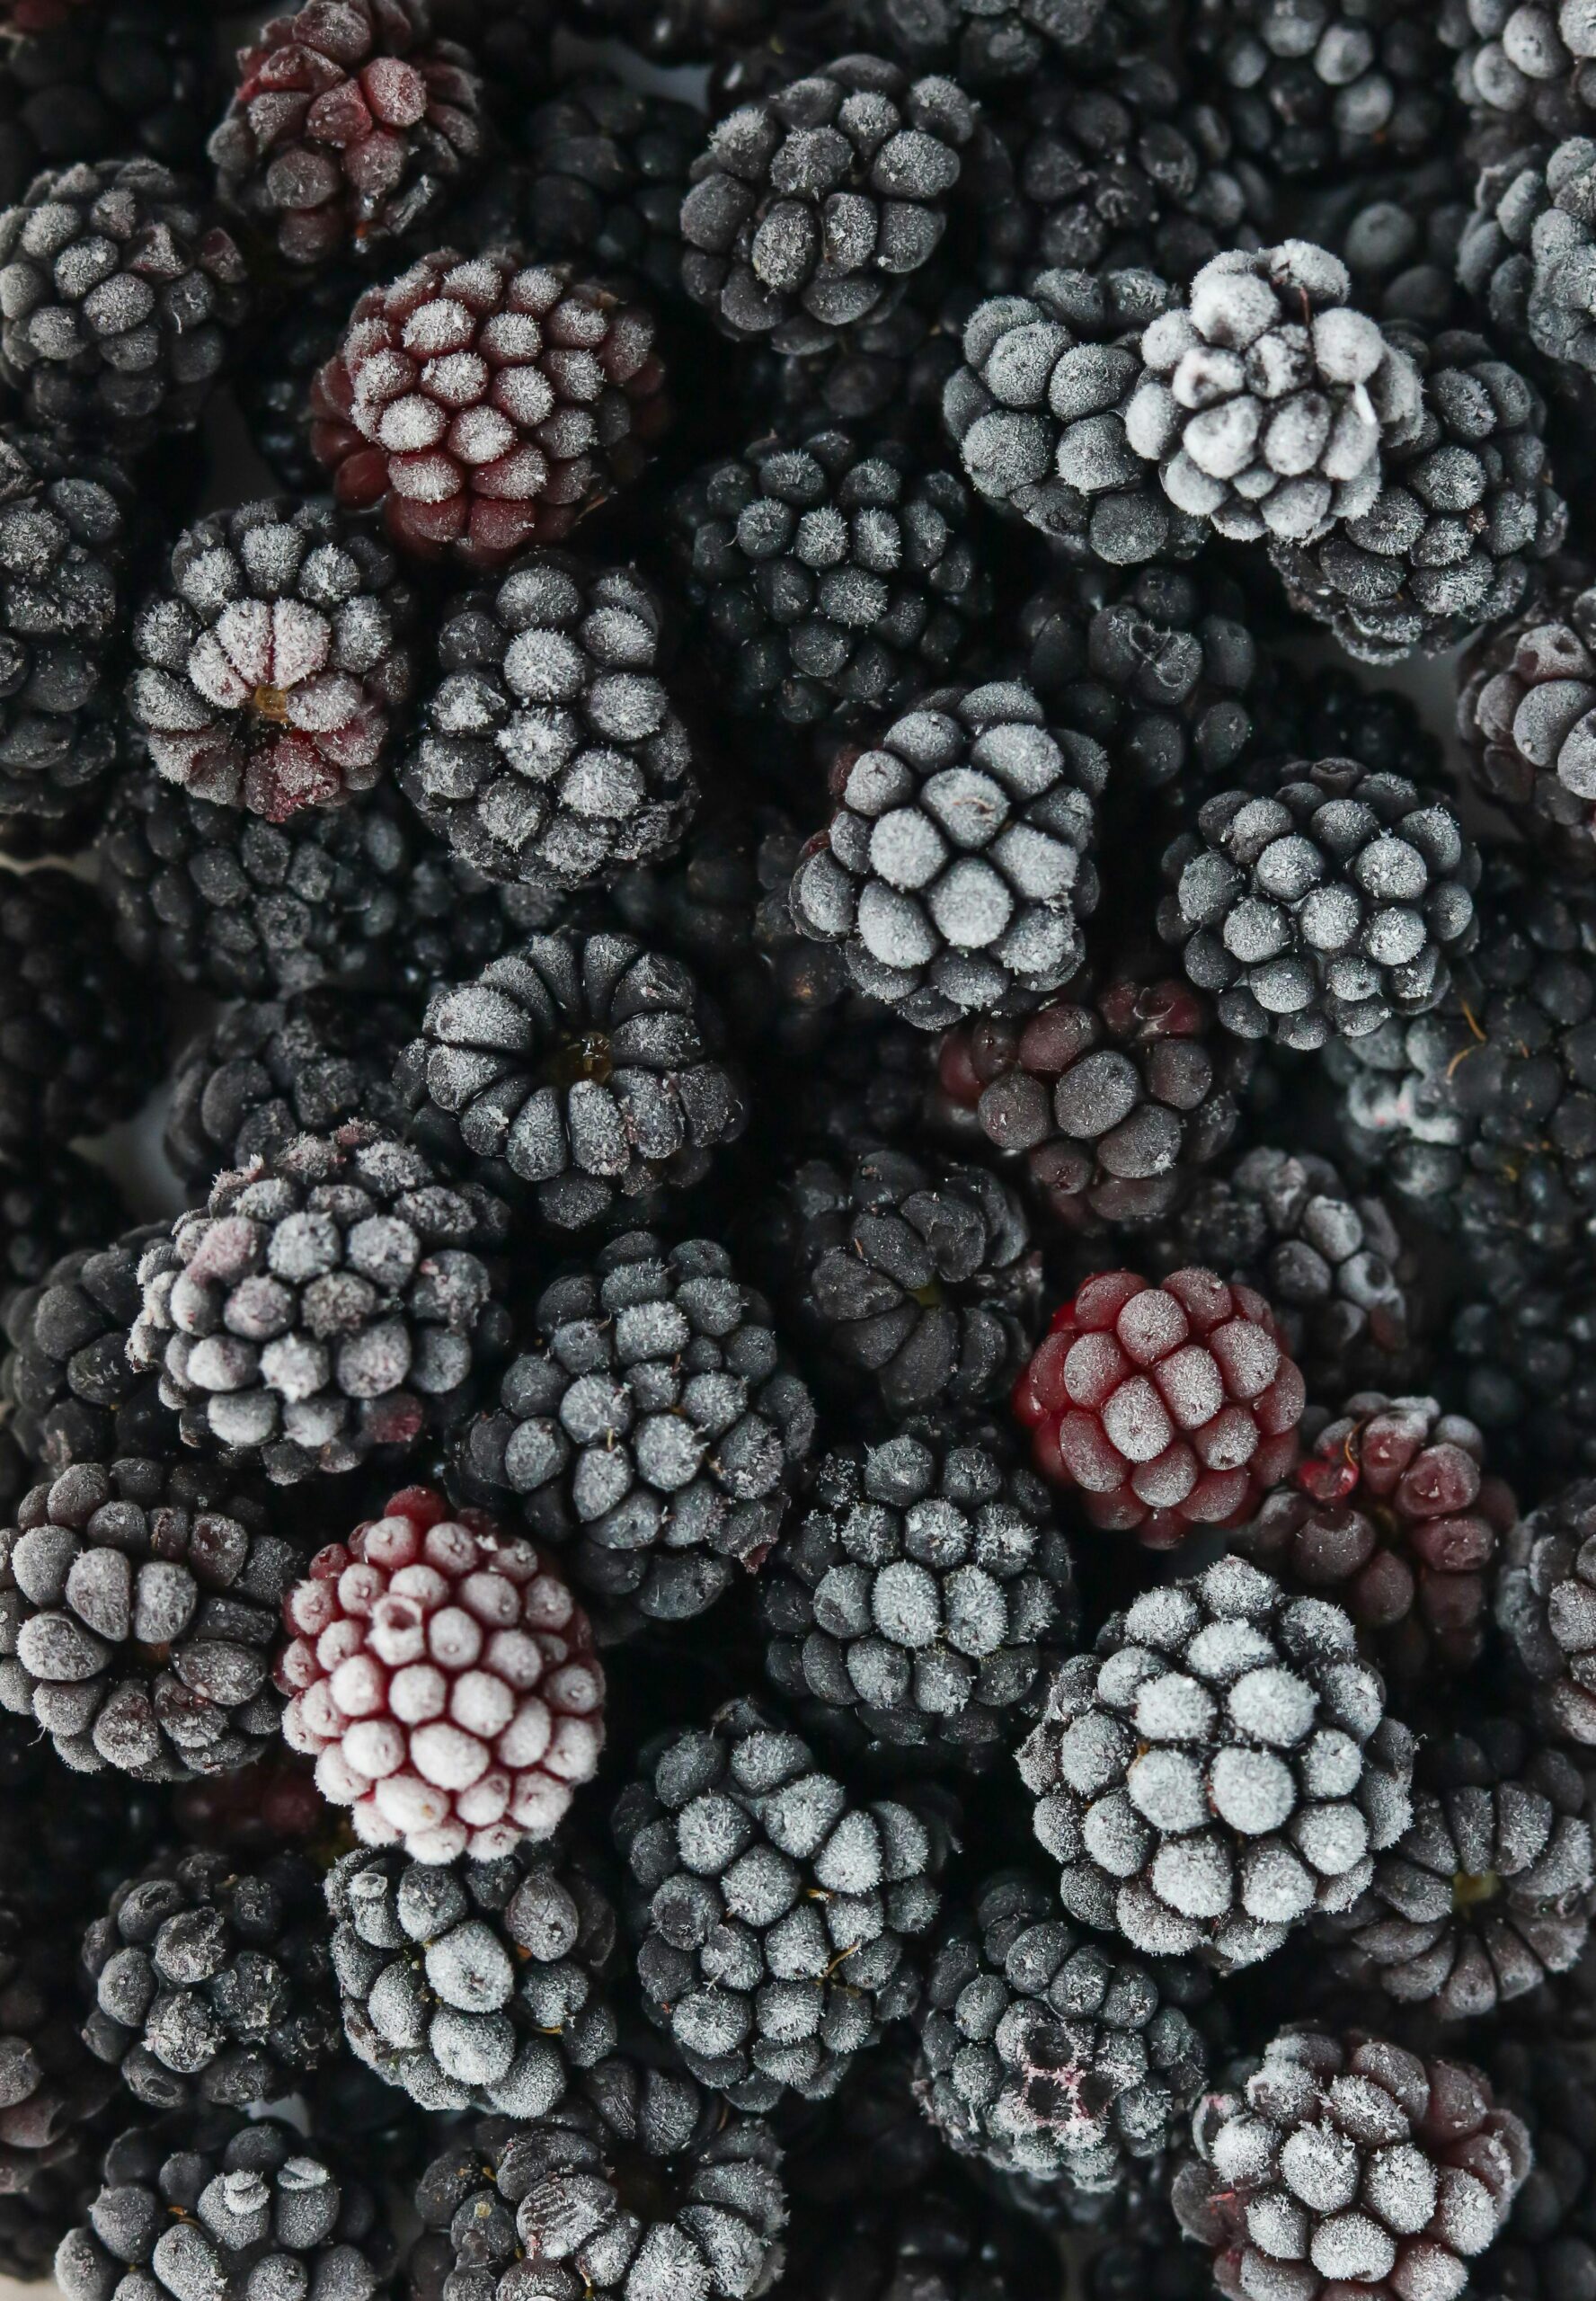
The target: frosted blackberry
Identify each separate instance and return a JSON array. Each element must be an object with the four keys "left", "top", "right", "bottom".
[
  {"left": 935, "top": 971, "right": 1253, "bottom": 1233},
  {"left": 326, "top": 1836, "right": 617, "bottom": 2115},
  {"left": 1460, "top": 577, "right": 1596, "bottom": 867},
  {"left": 856, "top": 0, "right": 1175, "bottom": 82},
  {"left": 129, "top": 1124, "right": 509, "bottom": 1486},
  {"left": 0, "top": 1893, "right": 111, "bottom": 2194},
  {"left": 1446, "top": 1271, "right": 1596, "bottom": 1500},
  {"left": 1017, "top": 1557, "right": 1415, "bottom": 1967},
  {"left": 1495, "top": 1481, "right": 1596, "bottom": 1743},
  {"left": 1451, "top": 4, "right": 1596, "bottom": 148},
  {"left": 0, "top": 868, "right": 156, "bottom": 1153},
  {"left": 401, "top": 930, "right": 747, "bottom": 1230},
  {"left": 79, "top": 1850, "right": 341, "bottom": 2110},
  {"left": 2, "top": 1225, "right": 172, "bottom": 1471},
  {"left": 790, "top": 681, "right": 1103, "bottom": 1030},
  {"left": 409, "top": 2061, "right": 786, "bottom": 2301},
  {"left": 0, "top": 159, "right": 251, "bottom": 449},
  {"left": 914, "top": 1868, "right": 1209, "bottom": 2181},
  {"left": 1479, "top": 2041, "right": 1596, "bottom": 2301},
  {"left": 944, "top": 269, "right": 1208, "bottom": 564},
  {"left": 670, "top": 430, "right": 990, "bottom": 730},
  {"left": 1456, "top": 143, "right": 1554, "bottom": 355},
  {"left": 758, "top": 1427, "right": 1077, "bottom": 1760},
  {"left": 0, "top": 1148, "right": 126, "bottom": 1304},
  {"left": 775, "top": 1142, "right": 1038, "bottom": 1417},
  {"left": 0, "top": 3, "right": 214, "bottom": 204},
  {"left": 1124, "top": 241, "right": 1424, "bottom": 546},
  {"left": 1158, "top": 757, "right": 1480, "bottom": 1050},
  {"left": 1193, "top": 0, "right": 1458, "bottom": 179},
  {"left": 0, "top": 1456, "right": 294, "bottom": 1781},
  {"left": 456, "top": 1231, "right": 815, "bottom": 1639},
  {"left": 1173, "top": 2027, "right": 1532, "bottom": 2301},
  {"left": 399, "top": 552, "right": 696, "bottom": 889},
  {"left": 1317, "top": 1719, "right": 1595, "bottom": 2021},
  {"left": 208, "top": 0, "right": 488, "bottom": 269},
  {"left": 679, "top": 53, "right": 976, "bottom": 353},
  {"left": 127, "top": 500, "right": 416, "bottom": 825}
]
